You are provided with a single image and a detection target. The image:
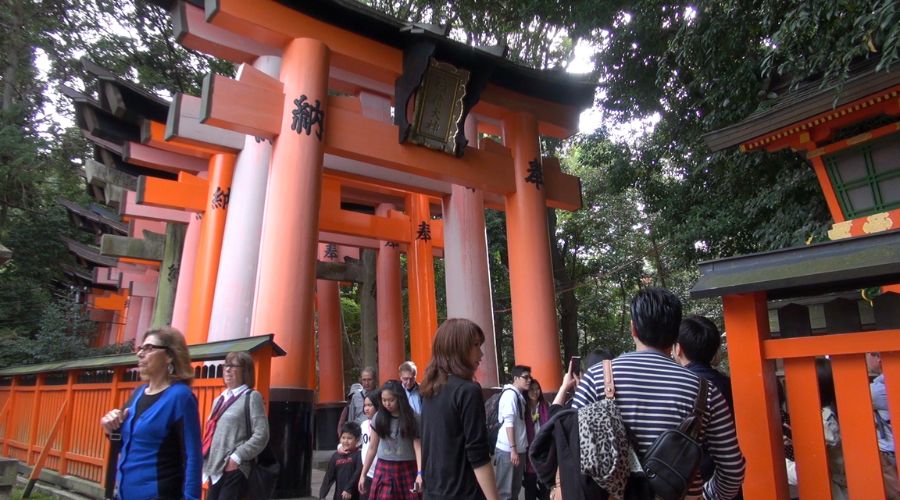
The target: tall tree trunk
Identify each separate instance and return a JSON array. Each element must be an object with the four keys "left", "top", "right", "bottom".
[
  {"left": 648, "top": 225, "right": 668, "bottom": 289},
  {"left": 618, "top": 279, "right": 628, "bottom": 338},
  {"left": 0, "top": 0, "right": 24, "bottom": 232},
  {"left": 2, "top": 0, "right": 23, "bottom": 112},
  {"left": 359, "top": 248, "right": 378, "bottom": 370},
  {"left": 548, "top": 208, "right": 578, "bottom": 361}
]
